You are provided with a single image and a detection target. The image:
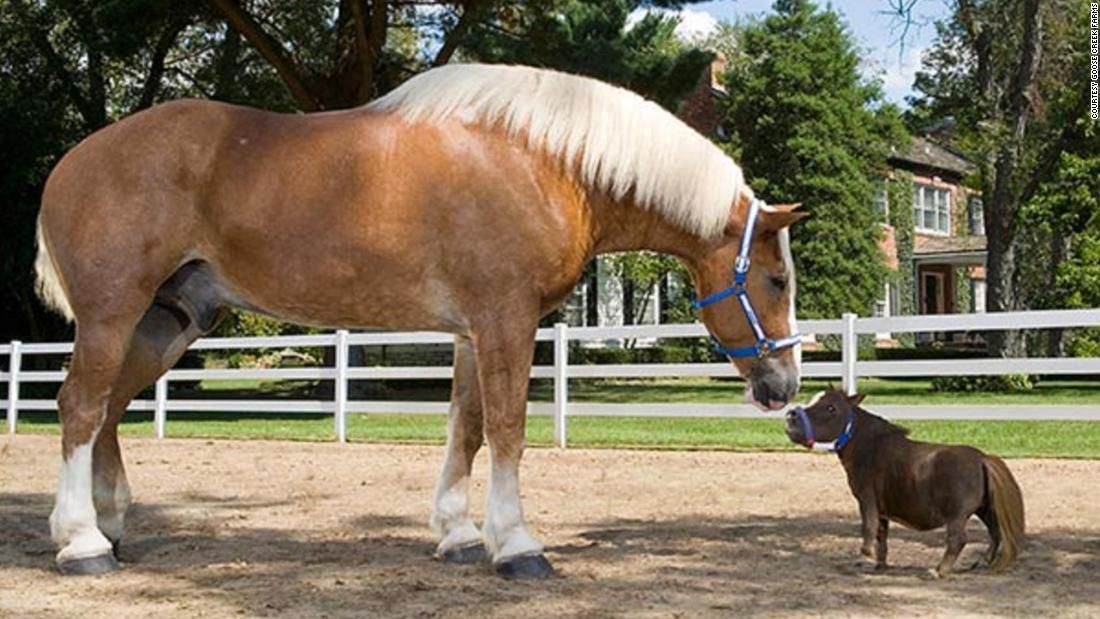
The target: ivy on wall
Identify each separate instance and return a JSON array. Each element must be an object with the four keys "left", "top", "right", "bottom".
[{"left": 886, "top": 171, "right": 916, "bottom": 346}]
